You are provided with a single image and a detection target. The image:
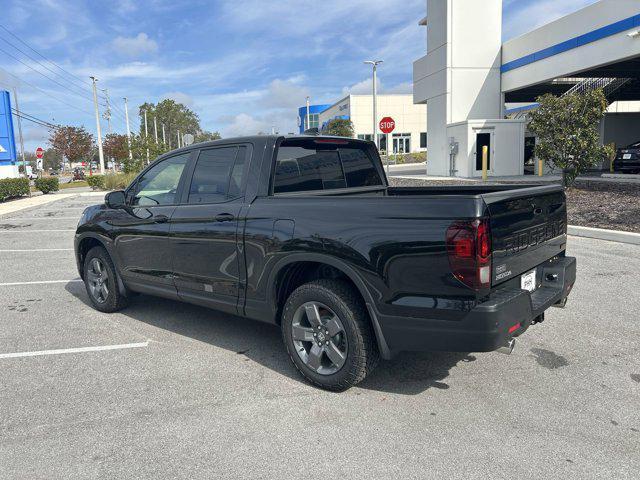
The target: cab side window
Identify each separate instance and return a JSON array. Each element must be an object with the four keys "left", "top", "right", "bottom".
[
  {"left": 131, "top": 153, "right": 190, "bottom": 206},
  {"left": 187, "top": 146, "right": 247, "bottom": 204}
]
